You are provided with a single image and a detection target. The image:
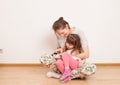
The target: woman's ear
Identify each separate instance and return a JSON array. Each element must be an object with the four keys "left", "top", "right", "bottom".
[{"left": 65, "top": 24, "right": 69, "bottom": 29}]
